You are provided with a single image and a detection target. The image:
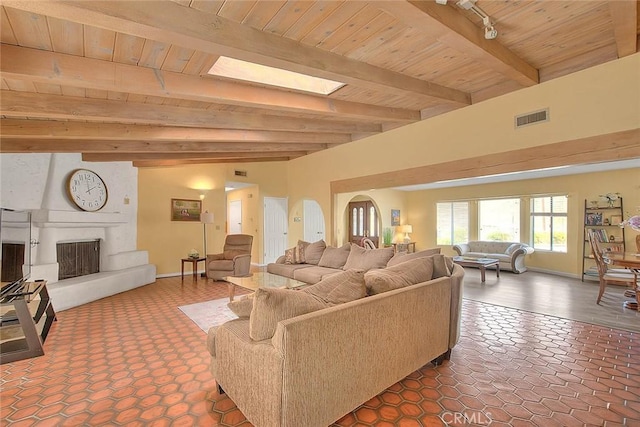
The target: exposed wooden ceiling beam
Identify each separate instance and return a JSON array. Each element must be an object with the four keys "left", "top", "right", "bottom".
[
  {"left": 1, "top": 44, "right": 420, "bottom": 122},
  {"left": 331, "top": 129, "right": 640, "bottom": 193},
  {"left": 608, "top": 0, "right": 638, "bottom": 57},
  {"left": 1, "top": 119, "right": 350, "bottom": 144},
  {"left": 2, "top": 0, "right": 470, "bottom": 106},
  {"left": 378, "top": 1, "right": 539, "bottom": 86},
  {"left": 0, "top": 91, "right": 383, "bottom": 134},
  {"left": 83, "top": 152, "right": 308, "bottom": 162},
  {"left": 132, "top": 158, "right": 292, "bottom": 167},
  {"left": 0, "top": 138, "right": 327, "bottom": 153}
]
